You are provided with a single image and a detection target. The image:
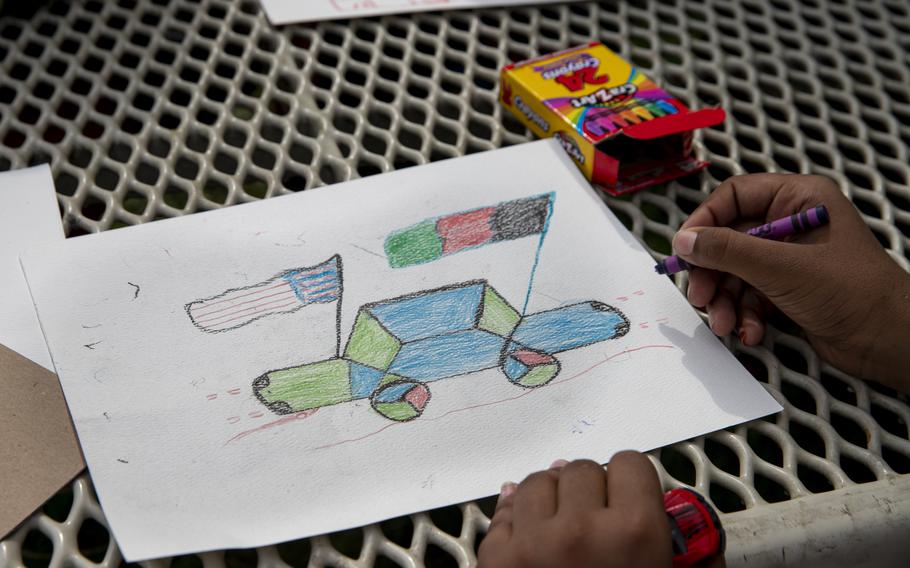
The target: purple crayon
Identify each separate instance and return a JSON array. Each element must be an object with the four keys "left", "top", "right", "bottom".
[
  {"left": 746, "top": 204, "right": 829, "bottom": 239},
  {"left": 654, "top": 205, "right": 829, "bottom": 276}
]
